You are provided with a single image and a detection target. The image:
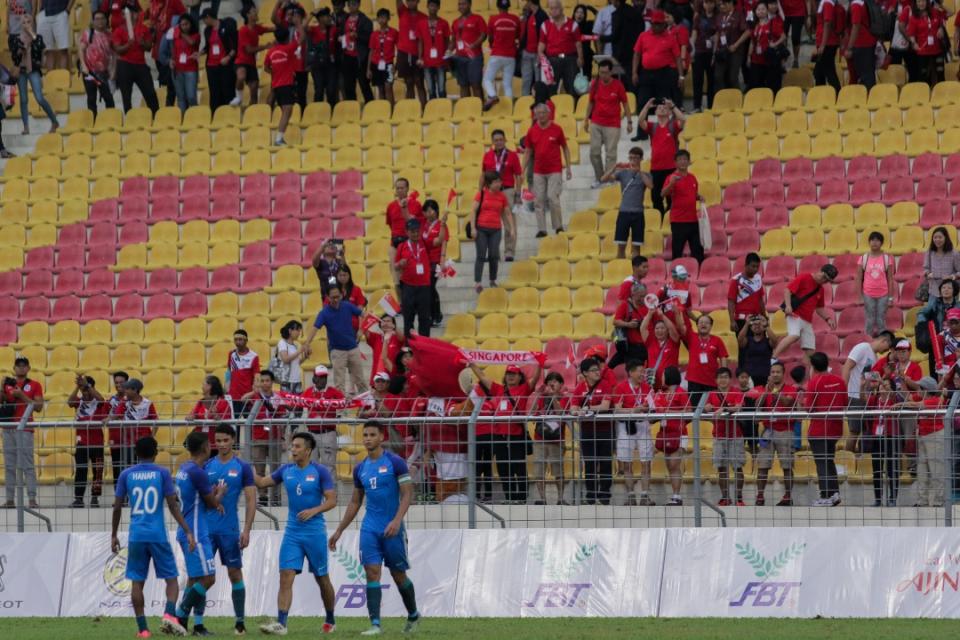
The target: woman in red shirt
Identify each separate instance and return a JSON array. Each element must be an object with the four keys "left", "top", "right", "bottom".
[
  {"left": 187, "top": 375, "right": 233, "bottom": 445},
  {"left": 171, "top": 14, "right": 200, "bottom": 112},
  {"left": 640, "top": 306, "right": 682, "bottom": 389},
  {"left": 364, "top": 315, "right": 404, "bottom": 386},
  {"left": 421, "top": 198, "right": 450, "bottom": 326},
  {"left": 472, "top": 171, "right": 514, "bottom": 293},
  {"left": 749, "top": 1, "right": 786, "bottom": 92},
  {"left": 906, "top": 0, "right": 946, "bottom": 86},
  {"left": 236, "top": 5, "right": 273, "bottom": 105},
  {"left": 651, "top": 366, "right": 690, "bottom": 505}
]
